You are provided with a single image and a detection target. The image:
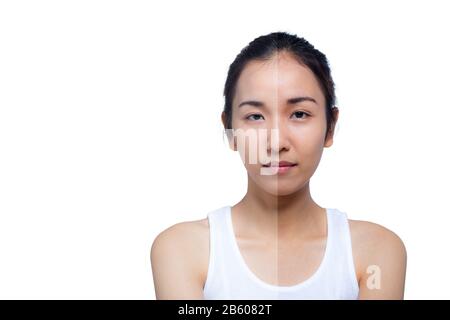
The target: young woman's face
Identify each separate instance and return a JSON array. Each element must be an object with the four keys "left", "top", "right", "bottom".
[{"left": 224, "top": 51, "right": 337, "bottom": 196}]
